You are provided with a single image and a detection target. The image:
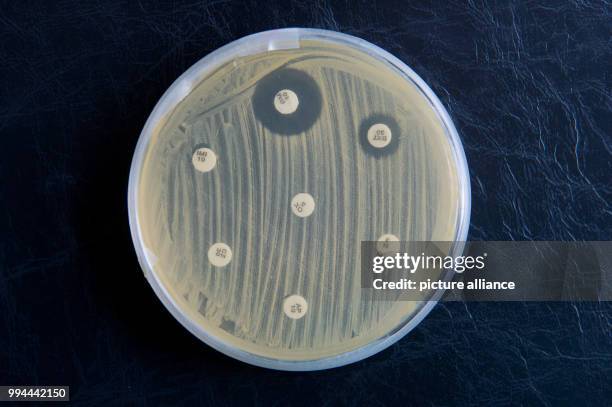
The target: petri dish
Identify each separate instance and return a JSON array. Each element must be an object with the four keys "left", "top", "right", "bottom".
[{"left": 128, "top": 28, "right": 471, "bottom": 370}]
